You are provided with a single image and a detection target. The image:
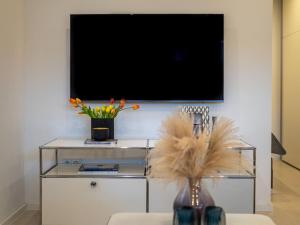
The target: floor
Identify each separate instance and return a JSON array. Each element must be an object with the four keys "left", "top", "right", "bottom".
[
  {"left": 259, "top": 159, "right": 300, "bottom": 225},
  {"left": 9, "top": 159, "right": 300, "bottom": 225},
  {"left": 10, "top": 210, "right": 39, "bottom": 225}
]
